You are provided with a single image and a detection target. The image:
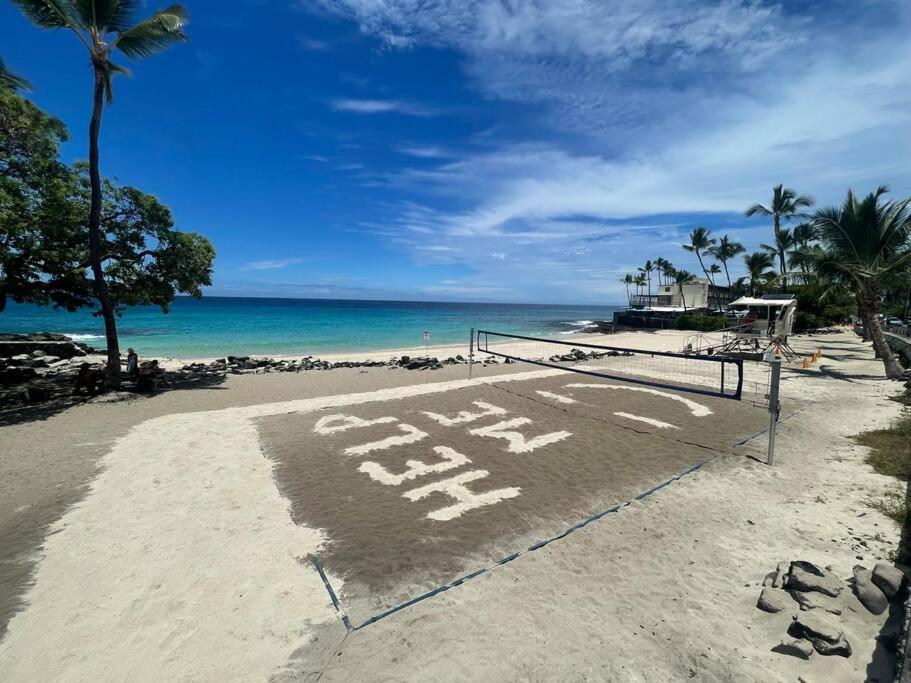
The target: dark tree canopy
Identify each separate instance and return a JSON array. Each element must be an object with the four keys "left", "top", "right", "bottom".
[{"left": 0, "top": 89, "right": 215, "bottom": 318}]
